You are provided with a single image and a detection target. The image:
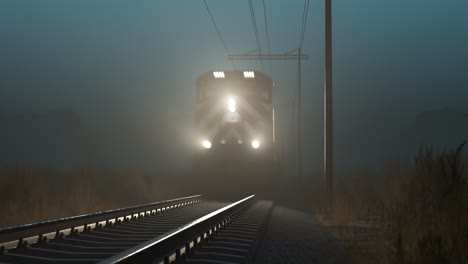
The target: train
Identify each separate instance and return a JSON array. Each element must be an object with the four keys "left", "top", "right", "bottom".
[{"left": 192, "top": 70, "right": 279, "bottom": 199}]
